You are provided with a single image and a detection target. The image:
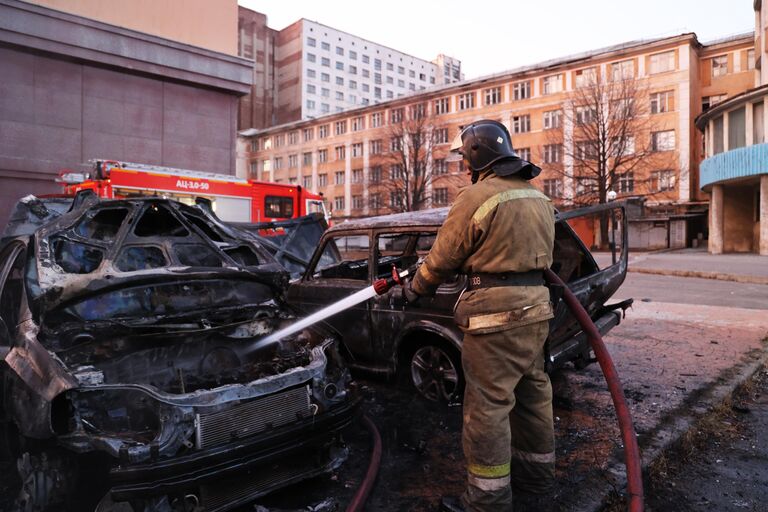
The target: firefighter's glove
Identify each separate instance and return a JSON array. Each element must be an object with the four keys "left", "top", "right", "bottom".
[{"left": 402, "top": 281, "right": 422, "bottom": 305}]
